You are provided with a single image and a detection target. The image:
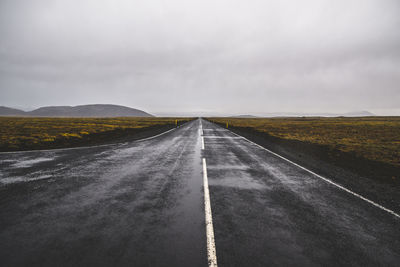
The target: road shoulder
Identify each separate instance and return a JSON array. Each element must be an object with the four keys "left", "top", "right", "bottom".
[{"left": 208, "top": 121, "right": 400, "bottom": 215}]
